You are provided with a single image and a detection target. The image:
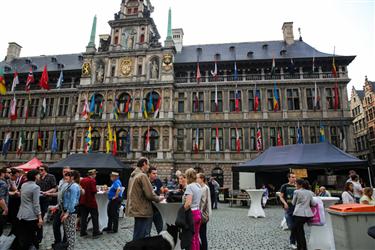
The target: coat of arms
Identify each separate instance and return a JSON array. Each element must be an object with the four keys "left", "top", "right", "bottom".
[
  {"left": 120, "top": 58, "right": 133, "bottom": 76},
  {"left": 82, "top": 62, "right": 91, "bottom": 77},
  {"left": 162, "top": 54, "right": 173, "bottom": 72}
]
